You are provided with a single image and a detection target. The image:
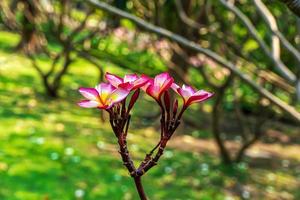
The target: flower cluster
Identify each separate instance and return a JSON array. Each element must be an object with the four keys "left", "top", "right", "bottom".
[
  {"left": 78, "top": 72, "right": 213, "bottom": 200},
  {"left": 78, "top": 72, "right": 213, "bottom": 111}
]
